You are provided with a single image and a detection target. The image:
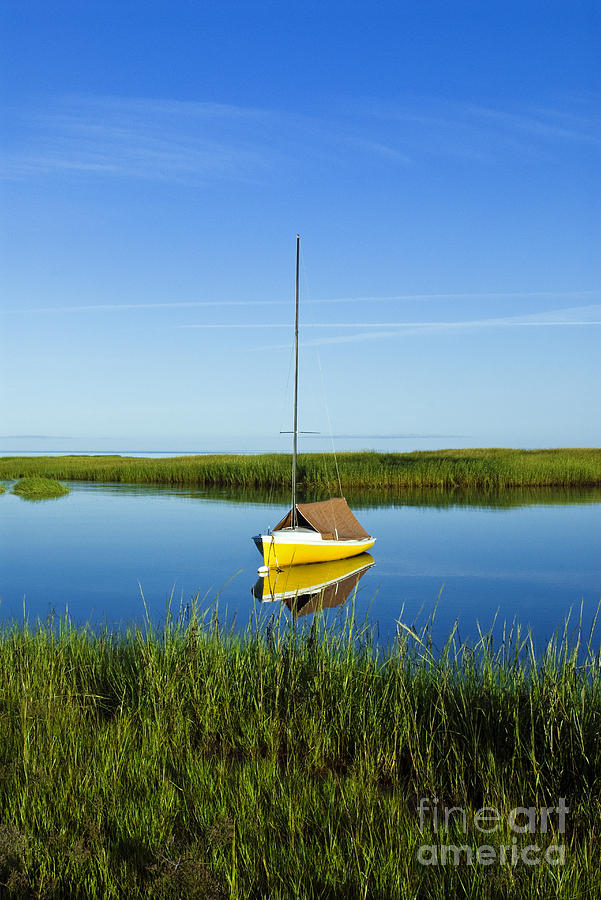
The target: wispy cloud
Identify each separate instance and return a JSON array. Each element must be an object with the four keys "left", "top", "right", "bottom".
[
  {"left": 5, "top": 92, "right": 597, "bottom": 184},
  {"left": 345, "top": 137, "right": 411, "bottom": 164},
  {"left": 312, "top": 290, "right": 601, "bottom": 305},
  {"left": 2, "top": 96, "right": 280, "bottom": 184},
  {"left": 0, "top": 434, "right": 73, "bottom": 440},
  {"left": 2, "top": 94, "right": 411, "bottom": 184},
  {"left": 178, "top": 319, "right": 601, "bottom": 331},
  {"left": 248, "top": 305, "right": 601, "bottom": 350},
  {"left": 0, "top": 299, "right": 285, "bottom": 315},
  {"left": 3, "top": 290, "right": 598, "bottom": 316},
  {"left": 464, "top": 103, "right": 601, "bottom": 147},
  {"left": 362, "top": 96, "right": 601, "bottom": 162}
]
